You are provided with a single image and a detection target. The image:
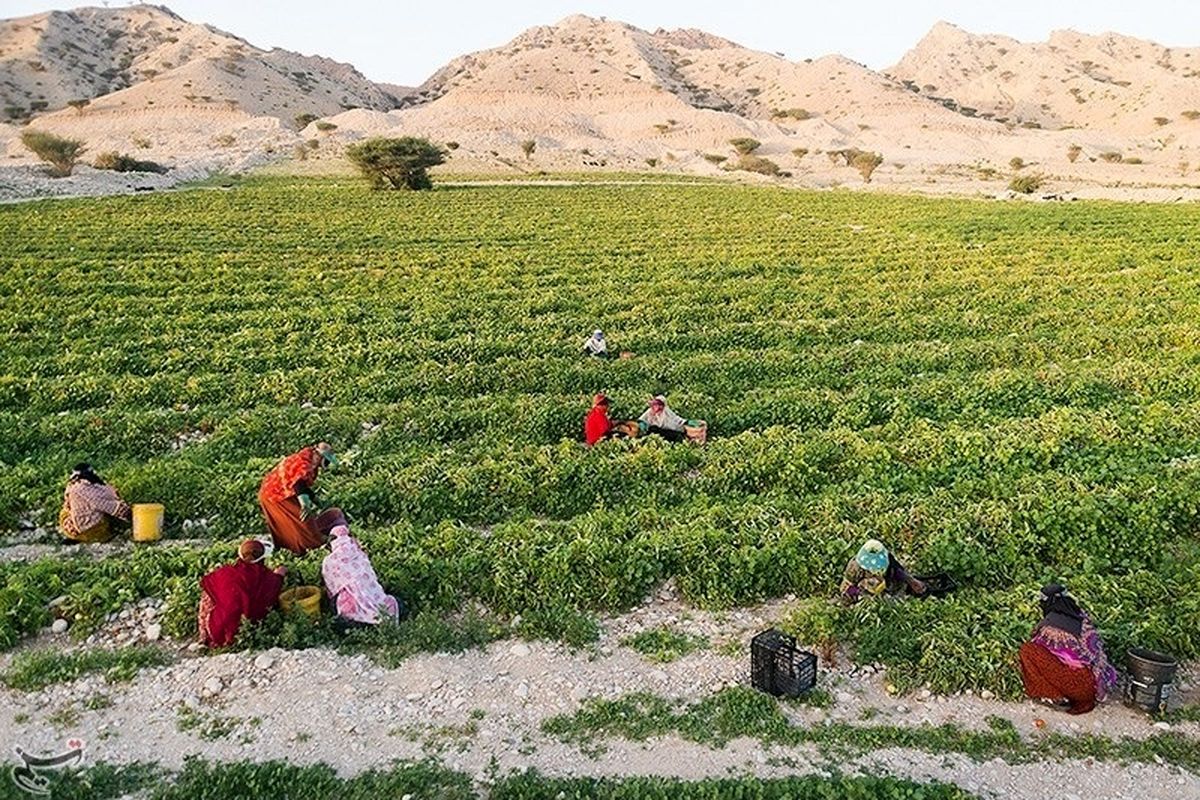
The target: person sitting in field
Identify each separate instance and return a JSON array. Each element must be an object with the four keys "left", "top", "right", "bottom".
[
  {"left": 582, "top": 329, "right": 609, "bottom": 358},
  {"left": 58, "top": 463, "right": 132, "bottom": 543},
  {"left": 322, "top": 523, "right": 401, "bottom": 631},
  {"left": 197, "top": 539, "right": 285, "bottom": 648},
  {"left": 638, "top": 394, "right": 692, "bottom": 443},
  {"left": 259, "top": 442, "right": 345, "bottom": 555},
  {"left": 585, "top": 393, "right": 617, "bottom": 445},
  {"left": 840, "top": 539, "right": 926, "bottom": 604},
  {"left": 1018, "top": 583, "right": 1117, "bottom": 715}
]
